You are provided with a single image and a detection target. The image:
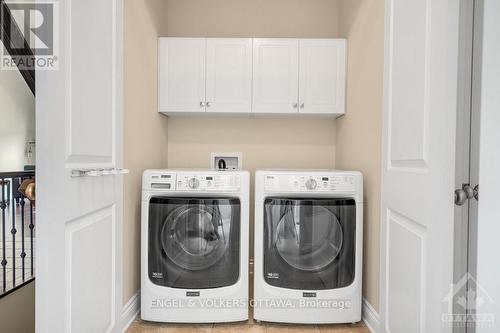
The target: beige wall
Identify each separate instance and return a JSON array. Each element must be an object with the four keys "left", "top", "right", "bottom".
[
  {"left": 337, "top": 0, "right": 384, "bottom": 311},
  {"left": 0, "top": 282, "right": 35, "bottom": 333},
  {"left": 0, "top": 50, "right": 35, "bottom": 171},
  {"left": 167, "top": 118, "right": 336, "bottom": 172},
  {"left": 160, "top": 0, "right": 341, "bottom": 38},
  {"left": 123, "top": 0, "right": 169, "bottom": 305}
]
